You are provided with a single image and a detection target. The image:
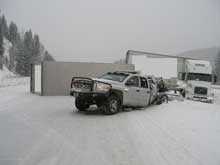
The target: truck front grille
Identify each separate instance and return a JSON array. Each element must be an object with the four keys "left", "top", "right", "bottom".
[
  {"left": 72, "top": 78, "right": 93, "bottom": 92},
  {"left": 194, "top": 87, "right": 207, "bottom": 95}
]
